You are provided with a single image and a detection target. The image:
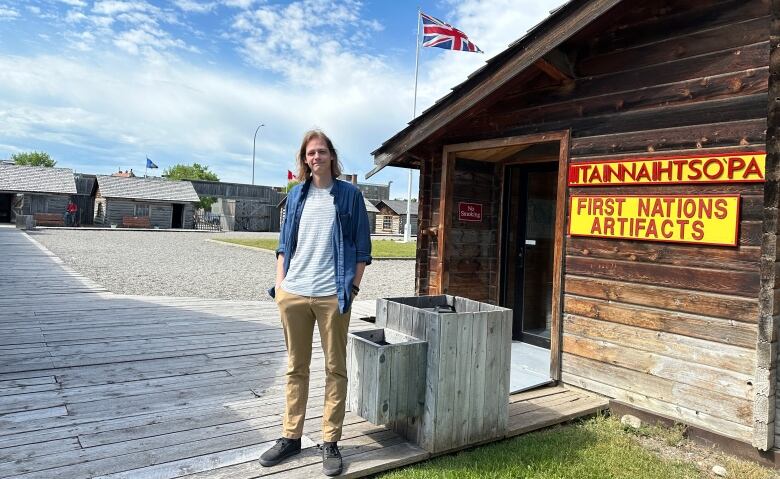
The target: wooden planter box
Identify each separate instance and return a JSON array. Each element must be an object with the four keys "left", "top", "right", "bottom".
[
  {"left": 347, "top": 328, "right": 427, "bottom": 426},
  {"left": 376, "top": 295, "right": 512, "bottom": 454},
  {"left": 15, "top": 215, "right": 34, "bottom": 230}
]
